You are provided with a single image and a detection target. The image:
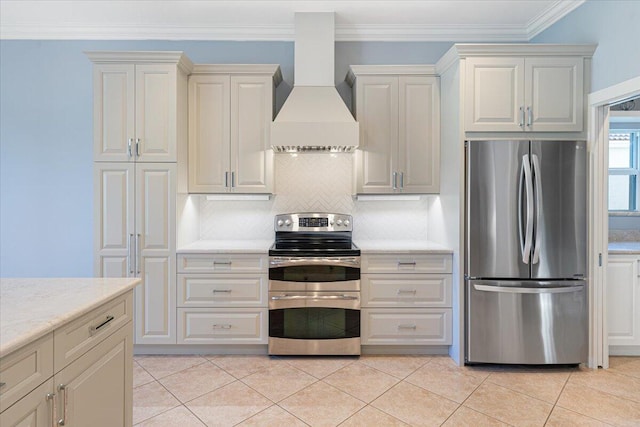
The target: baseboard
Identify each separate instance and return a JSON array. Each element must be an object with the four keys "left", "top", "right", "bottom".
[{"left": 609, "top": 345, "right": 640, "bottom": 356}]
